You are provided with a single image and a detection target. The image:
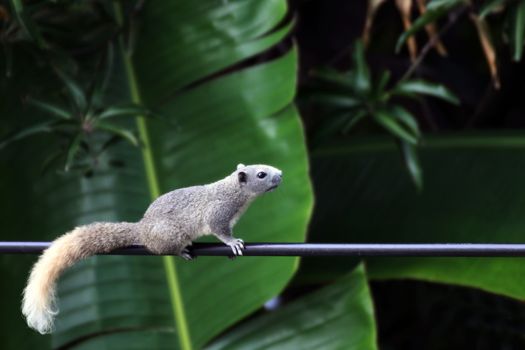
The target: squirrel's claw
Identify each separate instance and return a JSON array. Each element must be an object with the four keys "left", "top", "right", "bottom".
[
  {"left": 236, "top": 238, "right": 245, "bottom": 249},
  {"left": 227, "top": 239, "right": 245, "bottom": 256},
  {"left": 180, "top": 247, "right": 195, "bottom": 261}
]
